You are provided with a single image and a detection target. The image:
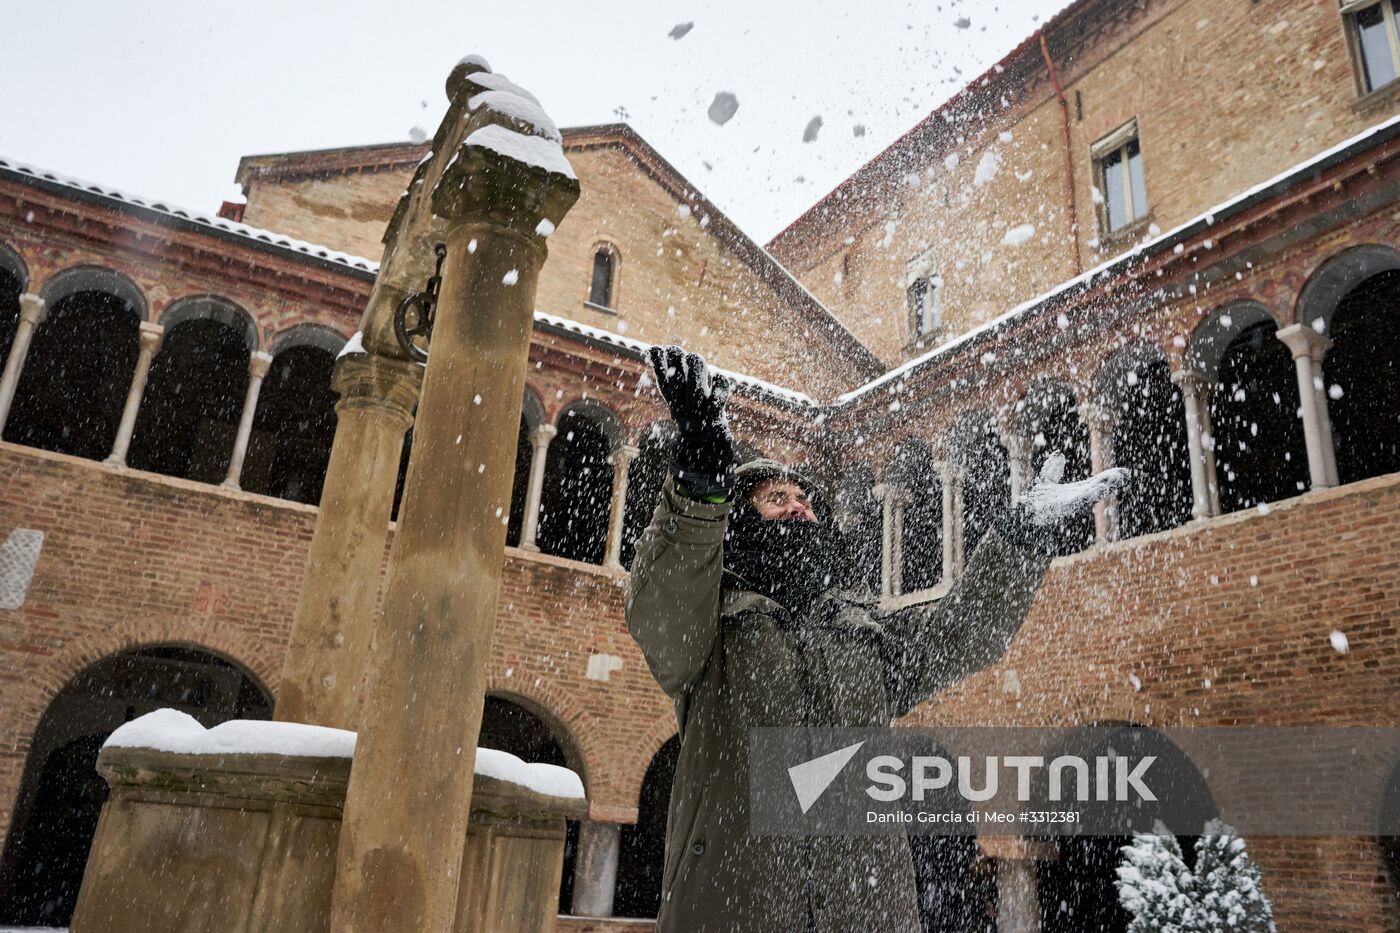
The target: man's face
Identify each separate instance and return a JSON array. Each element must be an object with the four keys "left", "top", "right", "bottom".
[{"left": 748, "top": 478, "right": 817, "bottom": 522}]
